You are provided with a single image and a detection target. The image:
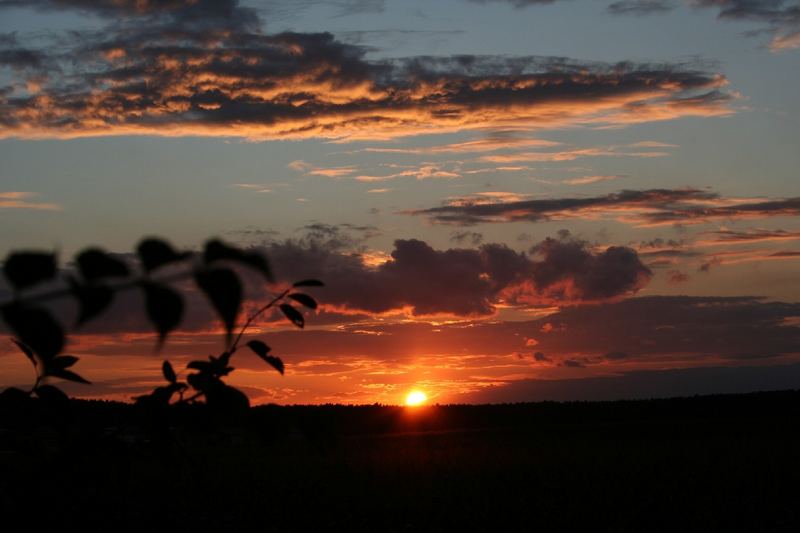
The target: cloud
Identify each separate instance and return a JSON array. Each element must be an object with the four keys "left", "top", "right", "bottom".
[
  {"left": 0, "top": 0, "right": 733, "bottom": 140},
  {"left": 288, "top": 160, "right": 358, "bottom": 178},
  {"left": 410, "top": 188, "right": 800, "bottom": 227},
  {"left": 478, "top": 143, "right": 673, "bottom": 163},
  {"left": 698, "top": 228, "right": 800, "bottom": 245},
  {"left": 456, "top": 363, "right": 800, "bottom": 403},
  {"left": 354, "top": 164, "right": 461, "bottom": 182},
  {"left": 361, "top": 136, "right": 560, "bottom": 155},
  {"left": 262, "top": 231, "right": 651, "bottom": 316},
  {"left": 564, "top": 174, "right": 626, "bottom": 185},
  {"left": 0, "top": 191, "right": 60, "bottom": 210},
  {"left": 608, "top": 0, "right": 677, "bottom": 15}
]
